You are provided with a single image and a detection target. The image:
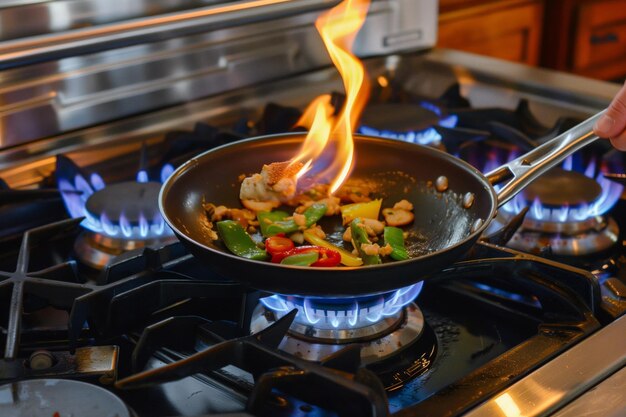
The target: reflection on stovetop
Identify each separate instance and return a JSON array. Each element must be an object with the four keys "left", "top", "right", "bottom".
[{"left": 1, "top": 80, "right": 625, "bottom": 416}]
